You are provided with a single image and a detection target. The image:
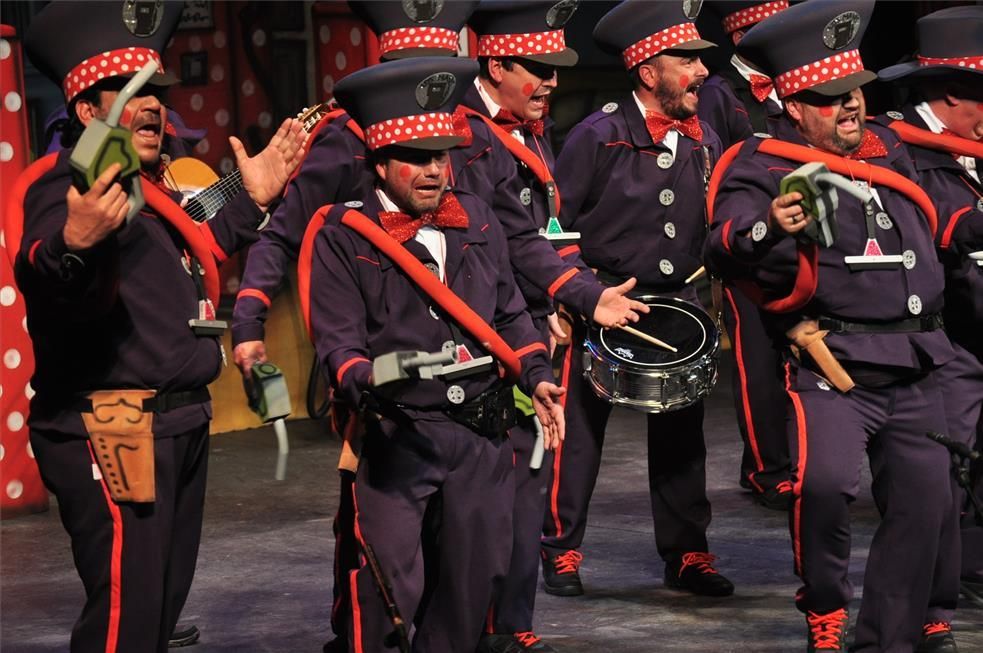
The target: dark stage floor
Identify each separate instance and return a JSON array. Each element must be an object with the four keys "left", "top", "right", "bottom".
[{"left": 3, "top": 358, "right": 982, "bottom": 652}]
